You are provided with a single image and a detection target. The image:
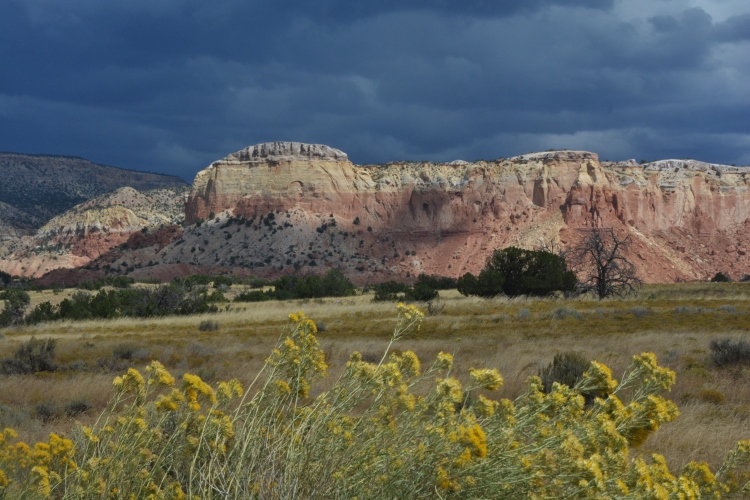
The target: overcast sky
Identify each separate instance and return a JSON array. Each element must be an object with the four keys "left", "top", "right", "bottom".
[{"left": 1, "top": 0, "right": 748, "bottom": 180}]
